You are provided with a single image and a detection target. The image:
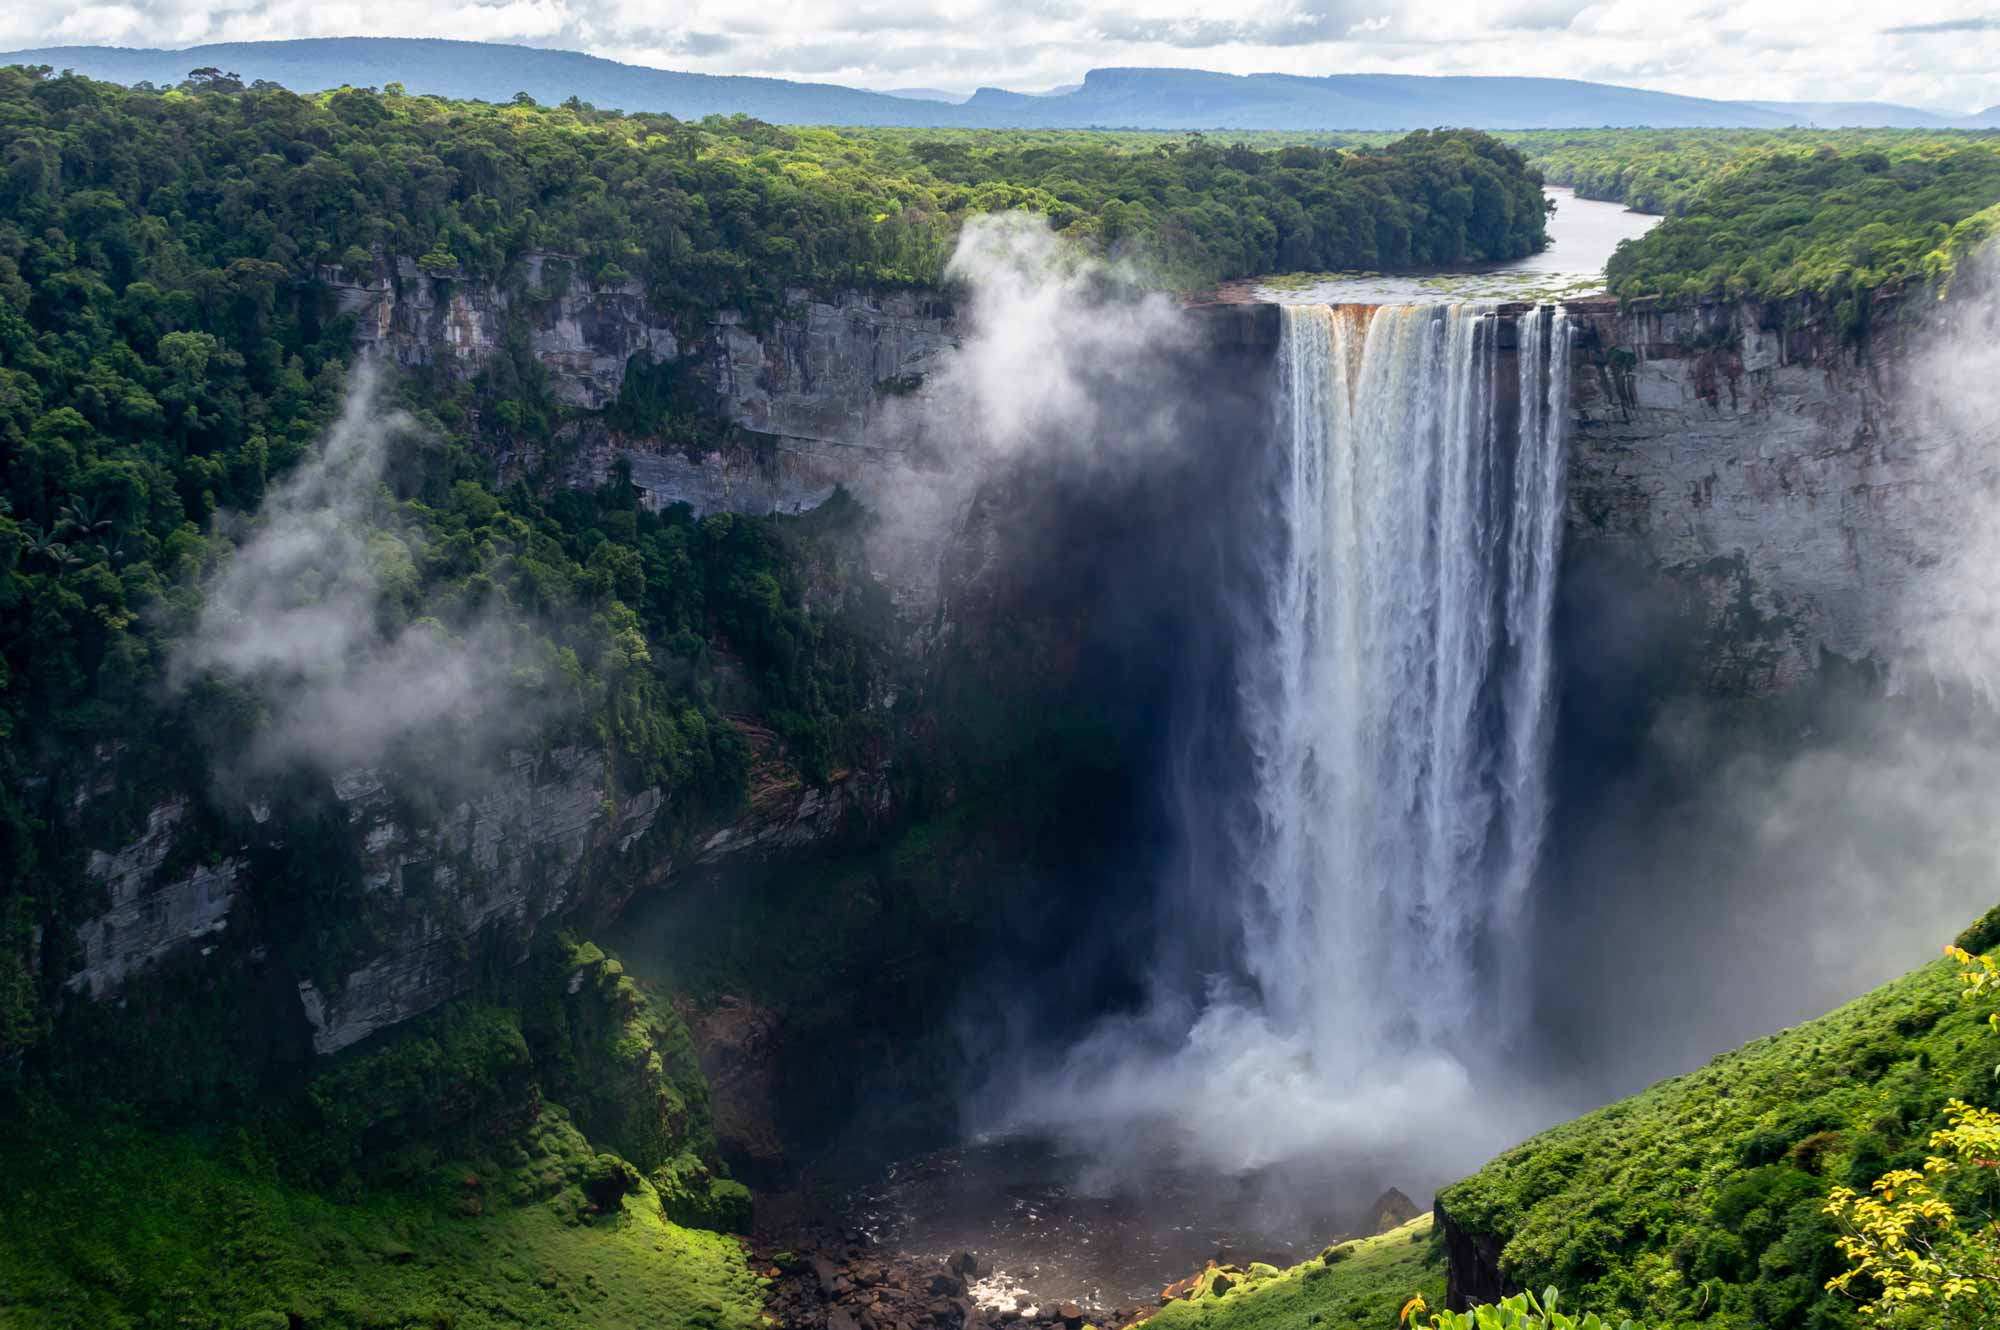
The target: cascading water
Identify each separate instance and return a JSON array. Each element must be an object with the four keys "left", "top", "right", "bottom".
[
  {"left": 1007, "top": 300, "right": 1575, "bottom": 1179},
  {"left": 1247, "top": 302, "right": 1573, "bottom": 1065}
]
